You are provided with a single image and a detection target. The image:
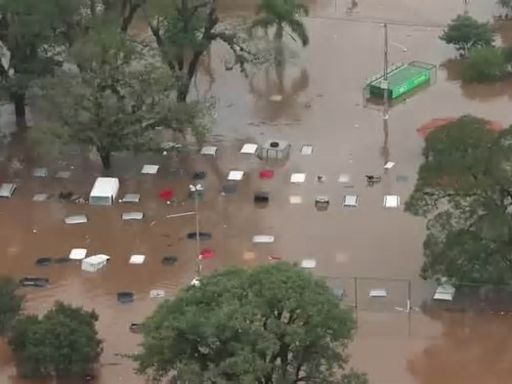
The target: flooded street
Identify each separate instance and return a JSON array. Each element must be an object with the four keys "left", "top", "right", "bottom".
[{"left": 1, "top": 0, "right": 512, "bottom": 383}]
